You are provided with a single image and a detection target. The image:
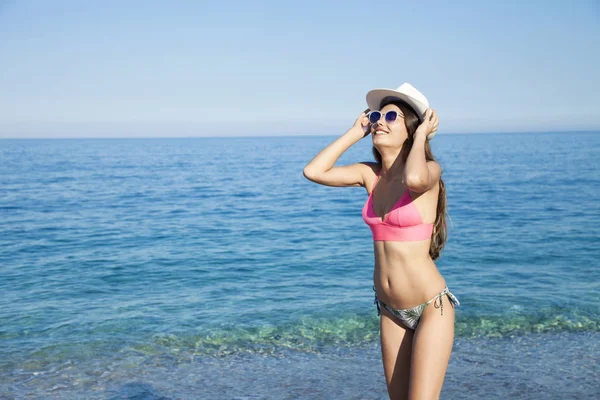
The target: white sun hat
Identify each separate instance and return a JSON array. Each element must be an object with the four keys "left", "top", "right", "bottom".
[{"left": 366, "top": 83, "right": 435, "bottom": 139}]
